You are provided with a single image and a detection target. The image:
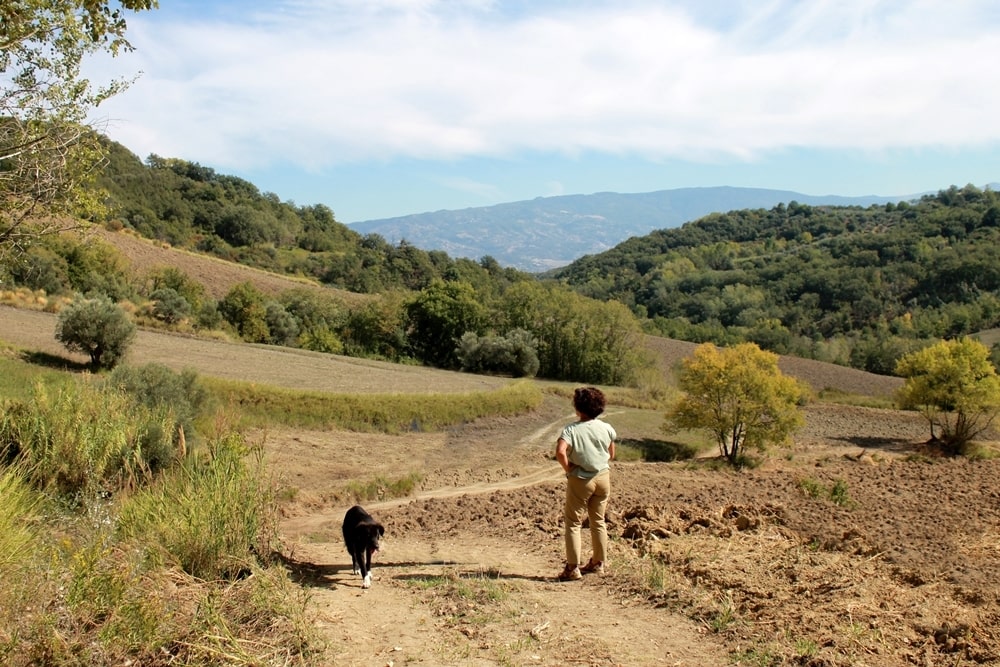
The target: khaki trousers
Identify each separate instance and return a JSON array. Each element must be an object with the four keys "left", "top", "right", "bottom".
[{"left": 563, "top": 469, "right": 610, "bottom": 567}]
